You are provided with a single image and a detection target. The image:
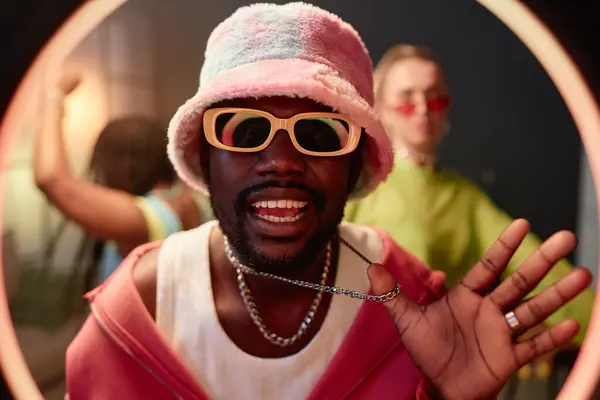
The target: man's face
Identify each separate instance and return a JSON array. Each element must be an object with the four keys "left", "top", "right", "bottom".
[{"left": 205, "top": 97, "right": 360, "bottom": 275}]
